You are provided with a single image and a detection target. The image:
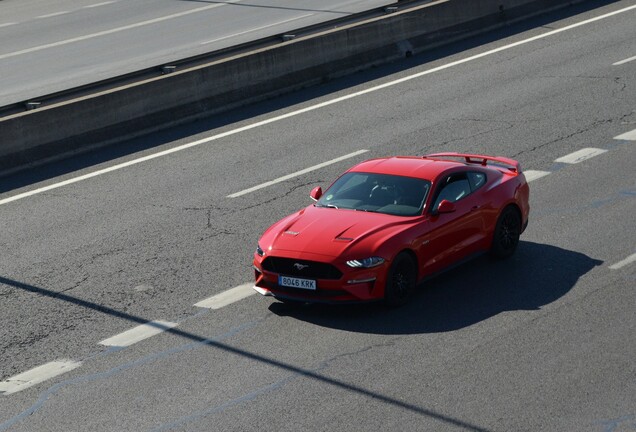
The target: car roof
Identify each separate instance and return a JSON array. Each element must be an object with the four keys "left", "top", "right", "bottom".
[{"left": 349, "top": 156, "right": 467, "bottom": 180}]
